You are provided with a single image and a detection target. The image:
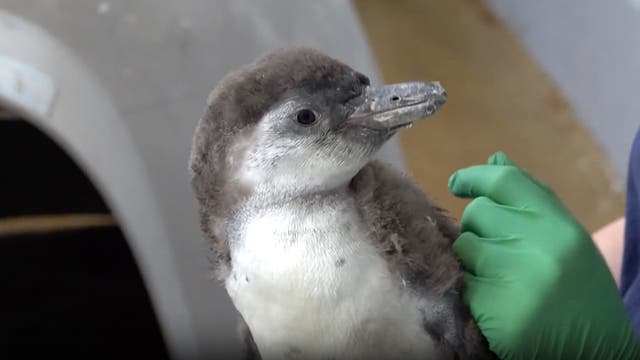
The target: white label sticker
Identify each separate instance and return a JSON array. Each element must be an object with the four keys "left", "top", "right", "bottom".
[{"left": 0, "top": 54, "right": 56, "bottom": 119}]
